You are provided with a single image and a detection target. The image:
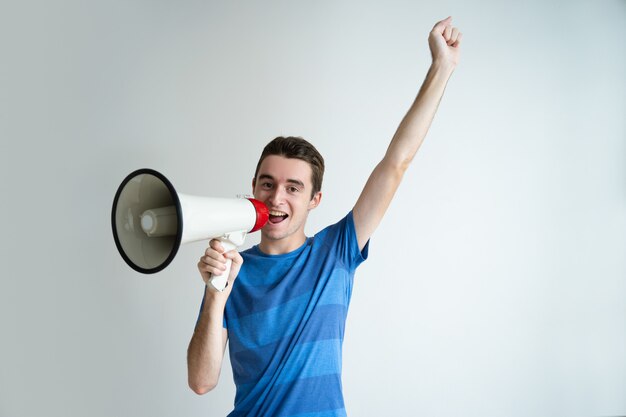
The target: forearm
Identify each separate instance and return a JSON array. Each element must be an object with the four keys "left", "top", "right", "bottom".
[
  {"left": 187, "top": 287, "right": 227, "bottom": 394},
  {"left": 384, "top": 61, "right": 455, "bottom": 169}
]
